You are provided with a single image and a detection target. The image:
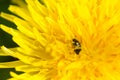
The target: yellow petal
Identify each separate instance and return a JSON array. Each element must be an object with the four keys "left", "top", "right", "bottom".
[{"left": 0, "top": 61, "right": 25, "bottom": 68}]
